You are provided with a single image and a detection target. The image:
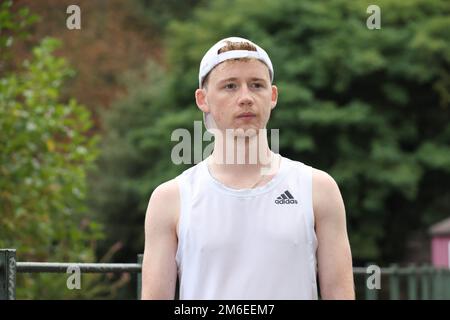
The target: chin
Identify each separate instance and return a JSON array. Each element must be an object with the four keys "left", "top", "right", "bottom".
[{"left": 231, "top": 126, "right": 260, "bottom": 138}]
